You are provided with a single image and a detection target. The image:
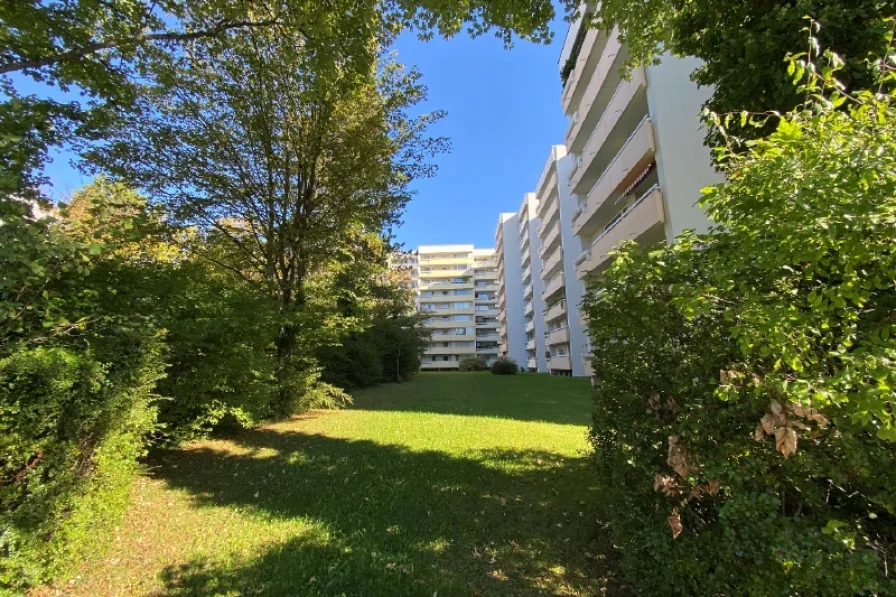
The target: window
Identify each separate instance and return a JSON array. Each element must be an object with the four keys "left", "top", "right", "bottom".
[
  {"left": 453, "top": 302, "right": 470, "bottom": 309},
  {"left": 442, "top": 356, "right": 450, "bottom": 362},
  {"left": 475, "top": 305, "right": 490, "bottom": 311}
]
